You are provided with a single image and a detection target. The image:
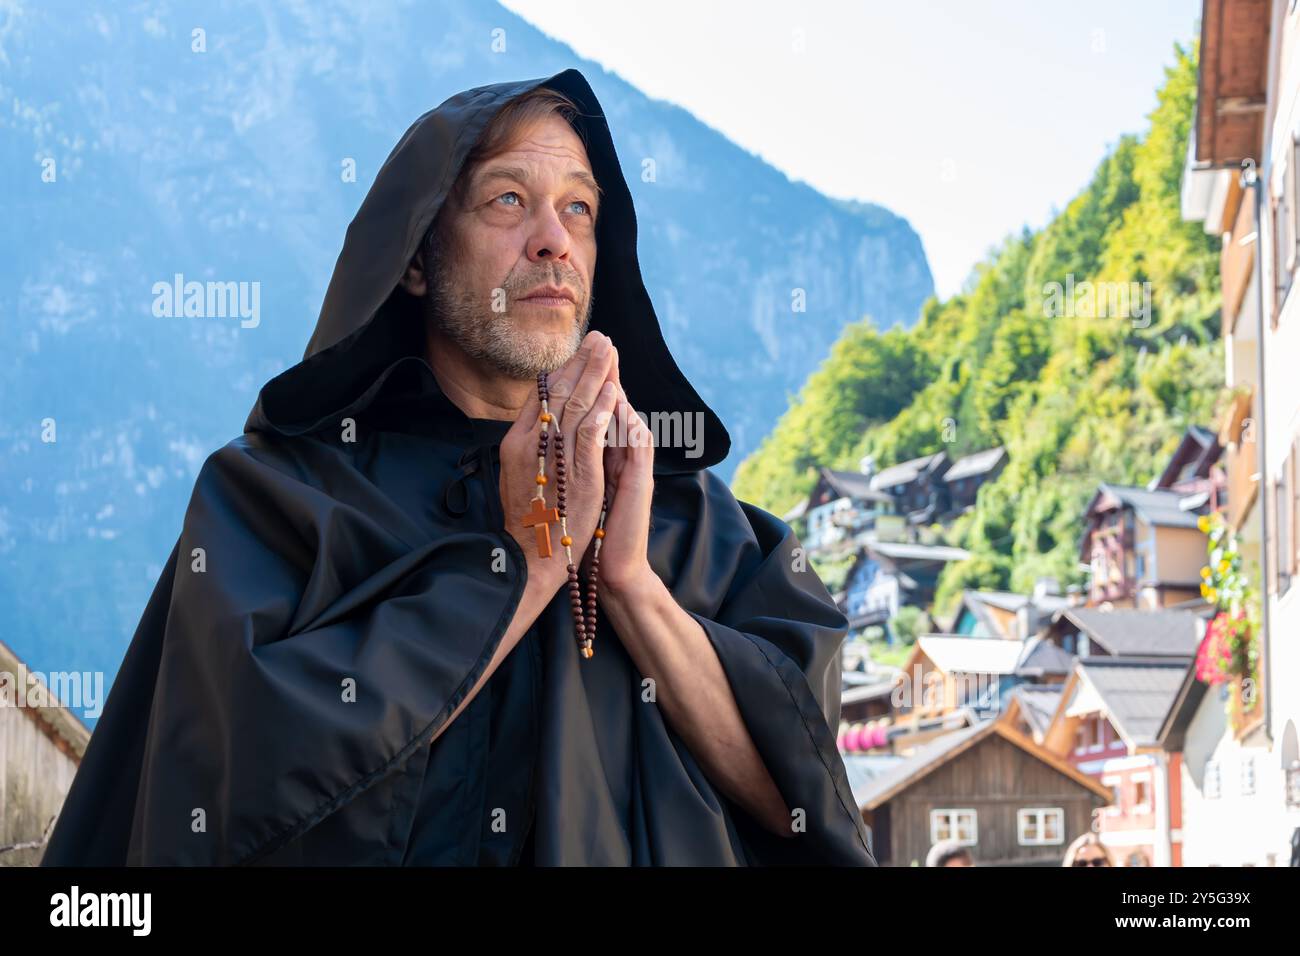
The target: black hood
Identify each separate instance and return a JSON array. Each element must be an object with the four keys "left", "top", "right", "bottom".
[{"left": 244, "top": 67, "right": 729, "bottom": 474}]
